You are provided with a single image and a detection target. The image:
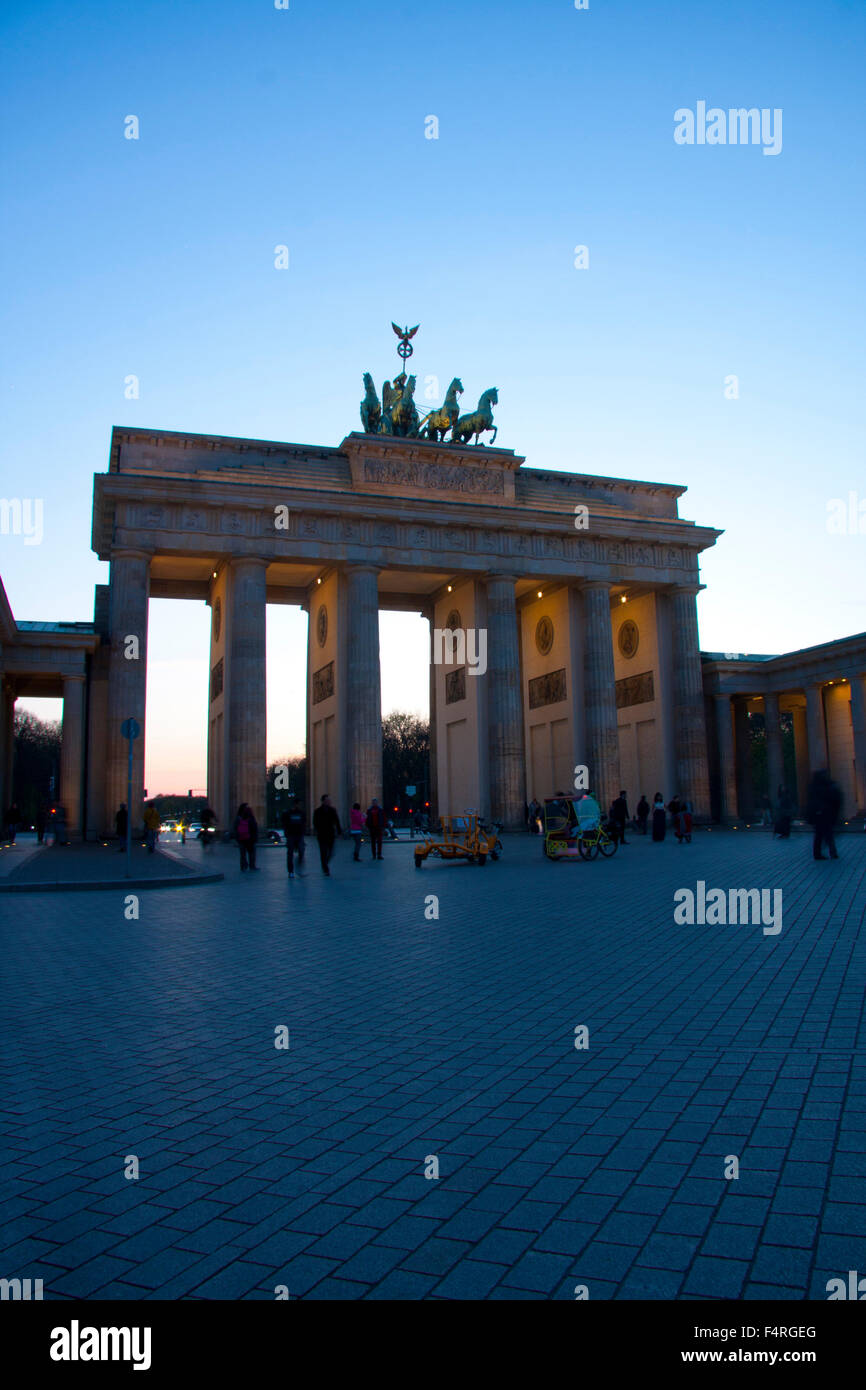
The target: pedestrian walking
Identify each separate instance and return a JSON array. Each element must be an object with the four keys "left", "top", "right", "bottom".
[
  {"left": 51, "top": 804, "right": 69, "bottom": 845},
  {"left": 651, "top": 793, "right": 666, "bottom": 842},
  {"left": 667, "top": 795, "right": 683, "bottom": 843},
  {"left": 636, "top": 795, "right": 650, "bottom": 835},
  {"left": 3, "top": 803, "right": 19, "bottom": 845},
  {"left": 773, "top": 785, "right": 793, "bottom": 839},
  {"left": 35, "top": 805, "right": 47, "bottom": 844},
  {"left": 349, "top": 802, "right": 365, "bottom": 860},
  {"left": 281, "top": 796, "right": 306, "bottom": 877},
  {"left": 115, "top": 802, "right": 128, "bottom": 852},
  {"left": 312, "top": 793, "right": 341, "bottom": 875},
  {"left": 143, "top": 801, "right": 160, "bottom": 853},
  {"left": 609, "top": 790, "right": 629, "bottom": 845},
  {"left": 234, "top": 802, "right": 259, "bottom": 871},
  {"left": 680, "top": 797, "right": 693, "bottom": 843},
  {"left": 366, "top": 797, "right": 385, "bottom": 860},
  {"left": 200, "top": 805, "right": 216, "bottom": 849},
  {"left": 806, "top": 769, "right": 842, "bottom": 861}
]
